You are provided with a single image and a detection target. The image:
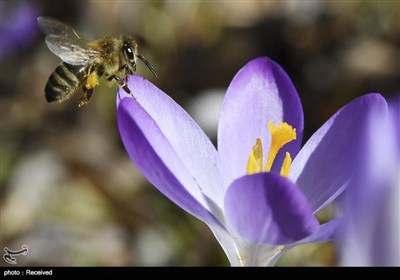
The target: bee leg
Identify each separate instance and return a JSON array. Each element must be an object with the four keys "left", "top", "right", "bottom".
[
  {"left": 118, "top": 65, "right": 126, "bottom": 72},
  {"left": 124, "top": 65, "right": 132, "bottom": 83},
  {"left": 109, "top": 75, "right": 134, "bottom": 98},
  {"left": 86, "top": 88, "right": 93, "bottom": 100},
  {"left": 118, "top": 64, "right": 132, "bottom": 75},
  {"left": 118, "top": 65, "right": 132, "bottom": 83},
  {"left": 78, "top": 99, "right": 88, "bottom": 108},
  {"left": 78, "top": 89, "right": 93, "bottom": 108},
  {"left": 107, "top": 75, "right": 126, "bottom": 90}
]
